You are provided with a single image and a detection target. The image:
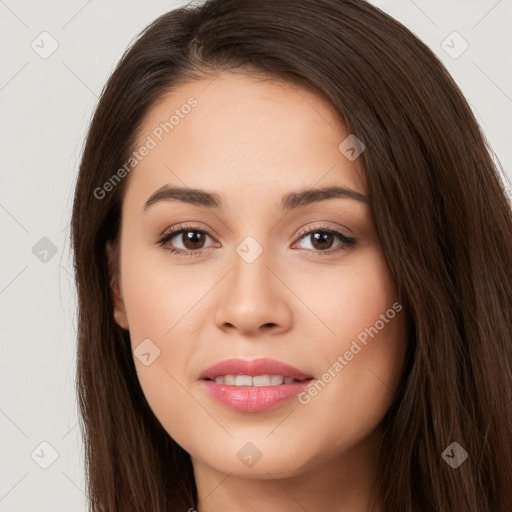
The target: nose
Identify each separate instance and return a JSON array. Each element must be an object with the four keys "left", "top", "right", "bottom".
[{"left": 213, "top": 246, "right": 292, "bottom": 337}]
